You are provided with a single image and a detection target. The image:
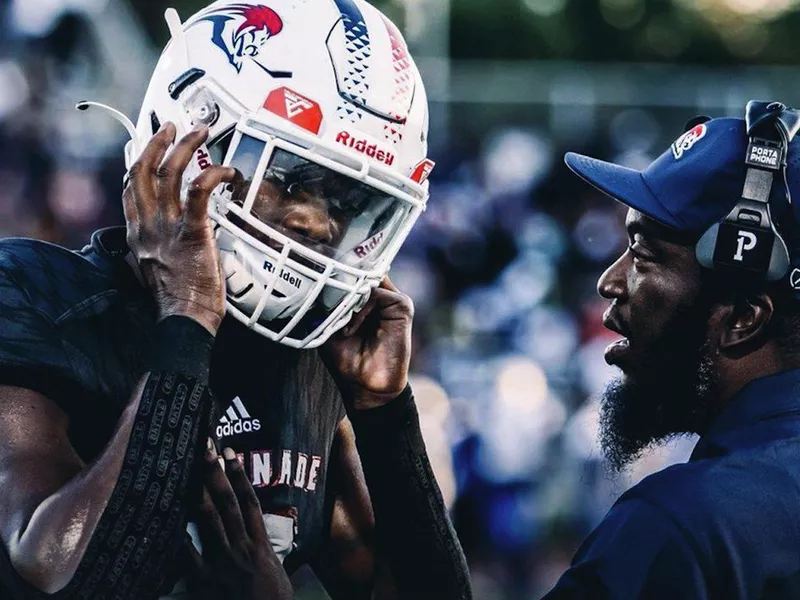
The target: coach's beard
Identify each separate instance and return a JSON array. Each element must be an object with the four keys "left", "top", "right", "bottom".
[{"left": 598, "top": 306, "right": 719, "bottom": 475}]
